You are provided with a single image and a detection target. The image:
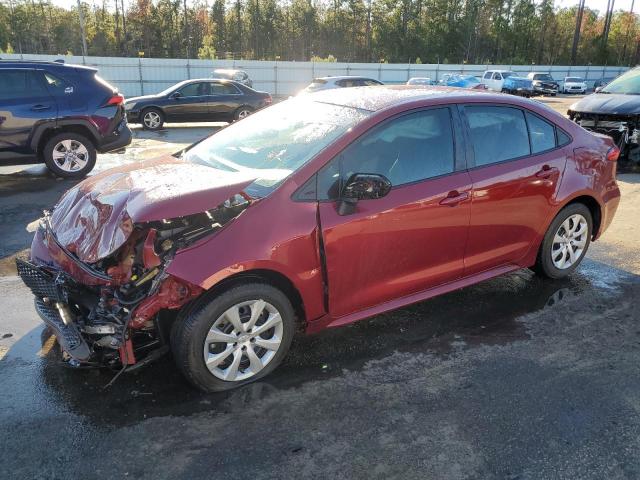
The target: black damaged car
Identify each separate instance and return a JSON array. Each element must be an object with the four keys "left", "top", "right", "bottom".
[
  {"left": 568, "top": 67, "right": 640, "bottom": 164},
  {"left": 125, "top": 78, "right": 272, "bottom": 130}
]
